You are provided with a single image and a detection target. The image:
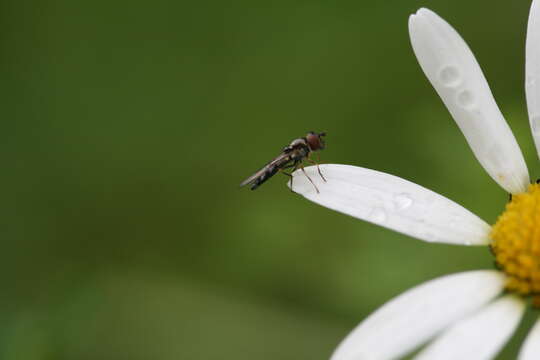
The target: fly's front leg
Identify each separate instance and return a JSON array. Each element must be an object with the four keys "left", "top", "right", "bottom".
[{"left": 306, "top": 152, "right": 327, "bottom": 182}]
